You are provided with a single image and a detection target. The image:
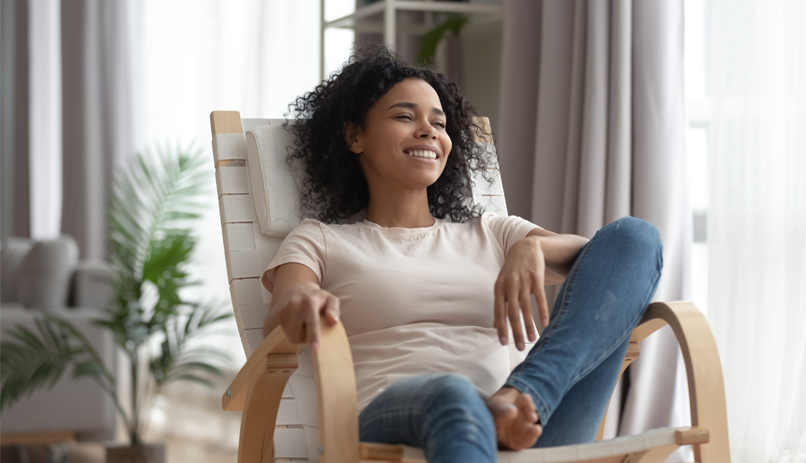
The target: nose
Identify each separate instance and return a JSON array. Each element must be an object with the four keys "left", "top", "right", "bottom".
[{"left": 415, "top": 121, "right": 438, "bottom": 139}]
